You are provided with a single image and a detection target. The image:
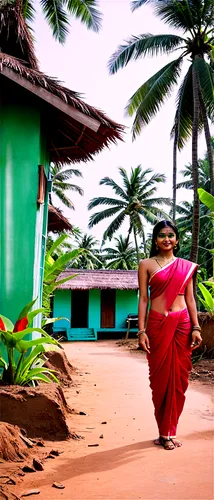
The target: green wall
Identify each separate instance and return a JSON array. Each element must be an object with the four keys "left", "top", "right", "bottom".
[
  {"left": 53, "top": 290, "right": 71, "bottom": 329},
  {"left": 0, "top": 79, "right": 49, "bottom": 323},
  {"left": 116, "top": 290, "right": 138, "bottom": 328}
]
